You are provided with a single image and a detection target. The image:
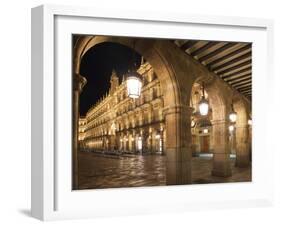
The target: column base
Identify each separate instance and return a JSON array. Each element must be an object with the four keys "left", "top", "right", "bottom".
[
  {"left": 72, "top": 173, "right": 79, "bottom": 190},
  {"left": 212, "top": 152, "right": 232, "bottom": 177},
  {"left": 235, "top": 160, "right": 250, "bottom": 168},
  {"left": 211, "top": 168, "right": 232, "bottom": 177},
  {"left": 235, "top": 153, "right": 250, "bottom": 168},
  {"left": 166, "top": 160, "right": 192, "bottom": 185}
]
